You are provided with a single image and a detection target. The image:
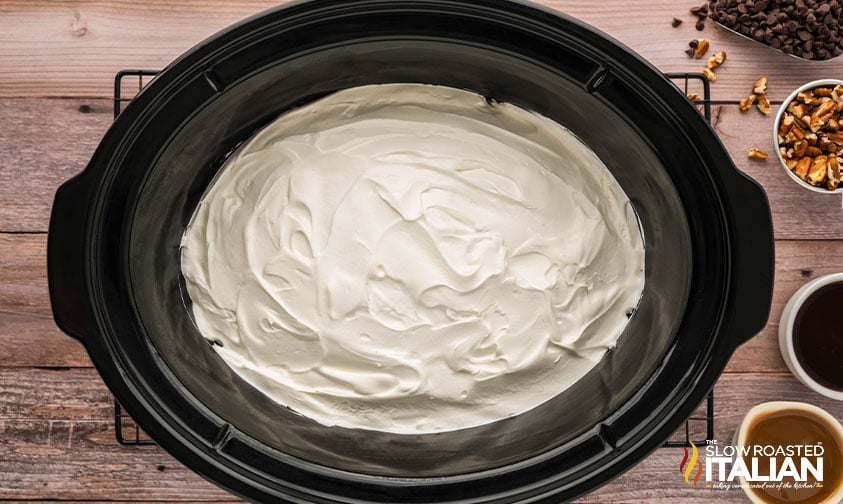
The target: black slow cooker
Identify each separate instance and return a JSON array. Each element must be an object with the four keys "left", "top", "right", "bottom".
[{"left": 48, "top": 0, "right": 775, "bottom": 501}]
